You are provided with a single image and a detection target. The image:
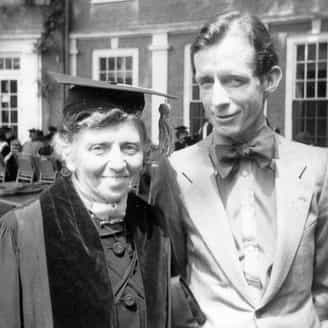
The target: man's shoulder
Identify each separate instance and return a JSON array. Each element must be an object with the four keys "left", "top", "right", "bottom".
[
  {"left": 277, "top": 135, "right": 328, "bottom": 175},
  {"left": 278, "top": 135, "right": 327, "bottom": 160},
  {"left": 170, "top": 138, "right": 209, "bottom": 168}
]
